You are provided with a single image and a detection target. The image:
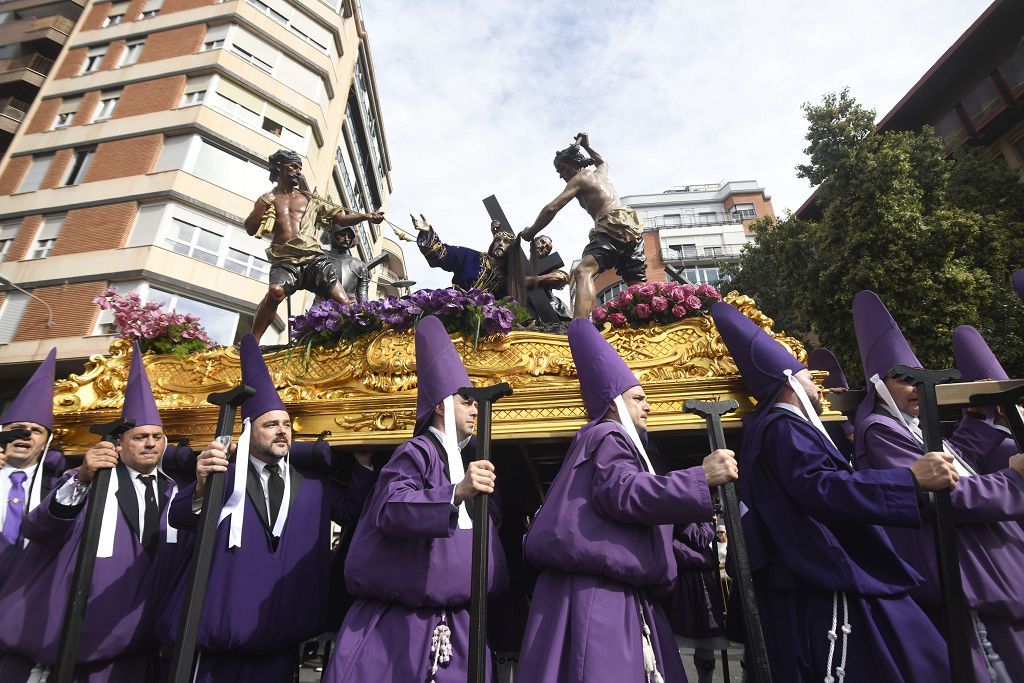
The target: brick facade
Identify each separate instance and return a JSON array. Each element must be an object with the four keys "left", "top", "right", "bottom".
[
  {"left": 76, "top": 91, "right": 102, "bottom": 126},
  {"left": 12, "top": 281, "right": 106, "bottom": 342},
  {"left": 85, "top": 134, "right": 162, "bottom": 182},
  {"left": 25, "top": 99, "right": 60, "bottom": 135},
  {"left": 138, "top": 25, "right": 205, "bottom": 64},
  {"left": 722, "top": 191, "right": 775, "bottom": 235},
  {"left": 117, "top": 76, "right": 187, "bottom": 118},
  {"left": 53, "top": 47, "right": 86, "bottom": 80},
  {"left": 2, "top": 216, "right": 42, "bottom": 263},
  {"left": 0, "top": 156, "right": 31, "bottom": 195},
  {"left": 52, "top": 202, "right": 139, "bottom": 256},
  {"left": 40, "top": 149, "right": 74, "bottom": 190},
  {"left": 81, "top": 2, "right": 113, "bottom": 31}
]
